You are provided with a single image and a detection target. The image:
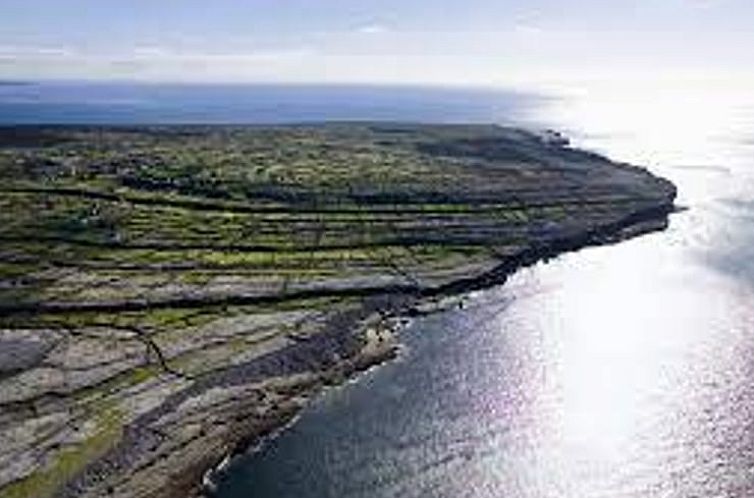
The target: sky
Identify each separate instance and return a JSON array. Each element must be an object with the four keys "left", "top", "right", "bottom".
[{"left": 1, "top": 0, "right": 753, "bottom": 88}]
